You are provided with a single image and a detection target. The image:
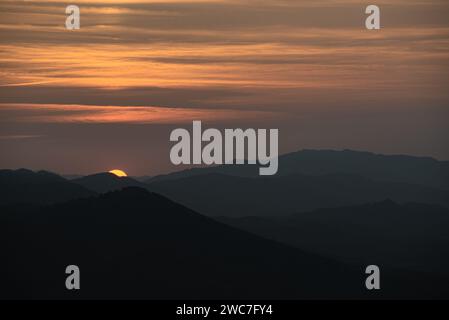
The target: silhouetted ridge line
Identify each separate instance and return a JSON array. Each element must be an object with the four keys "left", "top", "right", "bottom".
[
  {"left": 147, "top": 149, "right": 449, "bottom": 190},
  {"left": 147, "top": 171, "right": 449, "bottom": 217},
  {"left": 216, "top": 200, "right": 449, "bottom": 278},
  {"left": 0, "top": 169, "right": 96, "bottom": 205},
  {"left": 72, "top": 172, "right": 150, "bottom": 193}
]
